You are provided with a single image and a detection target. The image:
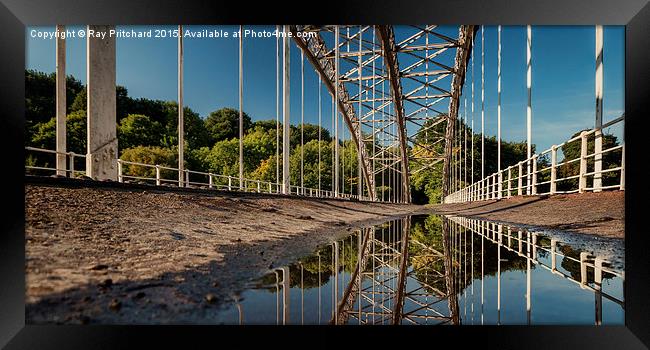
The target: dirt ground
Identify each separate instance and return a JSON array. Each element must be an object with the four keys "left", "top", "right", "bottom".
[
  {"left": 25, "top": 179, "right": 429, "bottom": 324},
  {"left": 429, "top": 191, "right": 624, "bottom": 239}
]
